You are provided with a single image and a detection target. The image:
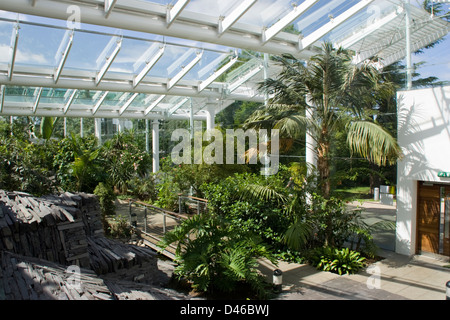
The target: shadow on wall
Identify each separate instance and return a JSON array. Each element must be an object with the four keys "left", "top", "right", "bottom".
[{"left": 396, "top": 86, "right": 450, "bottom": 255}]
